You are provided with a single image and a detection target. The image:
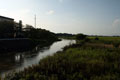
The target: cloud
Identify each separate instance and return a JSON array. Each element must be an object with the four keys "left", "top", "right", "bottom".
[
  {"left": 46, "top": 10, "right": 54, "bottom": 15},
  {"left": 112, "top": 19, "right": 120, "bottom": 27}
]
